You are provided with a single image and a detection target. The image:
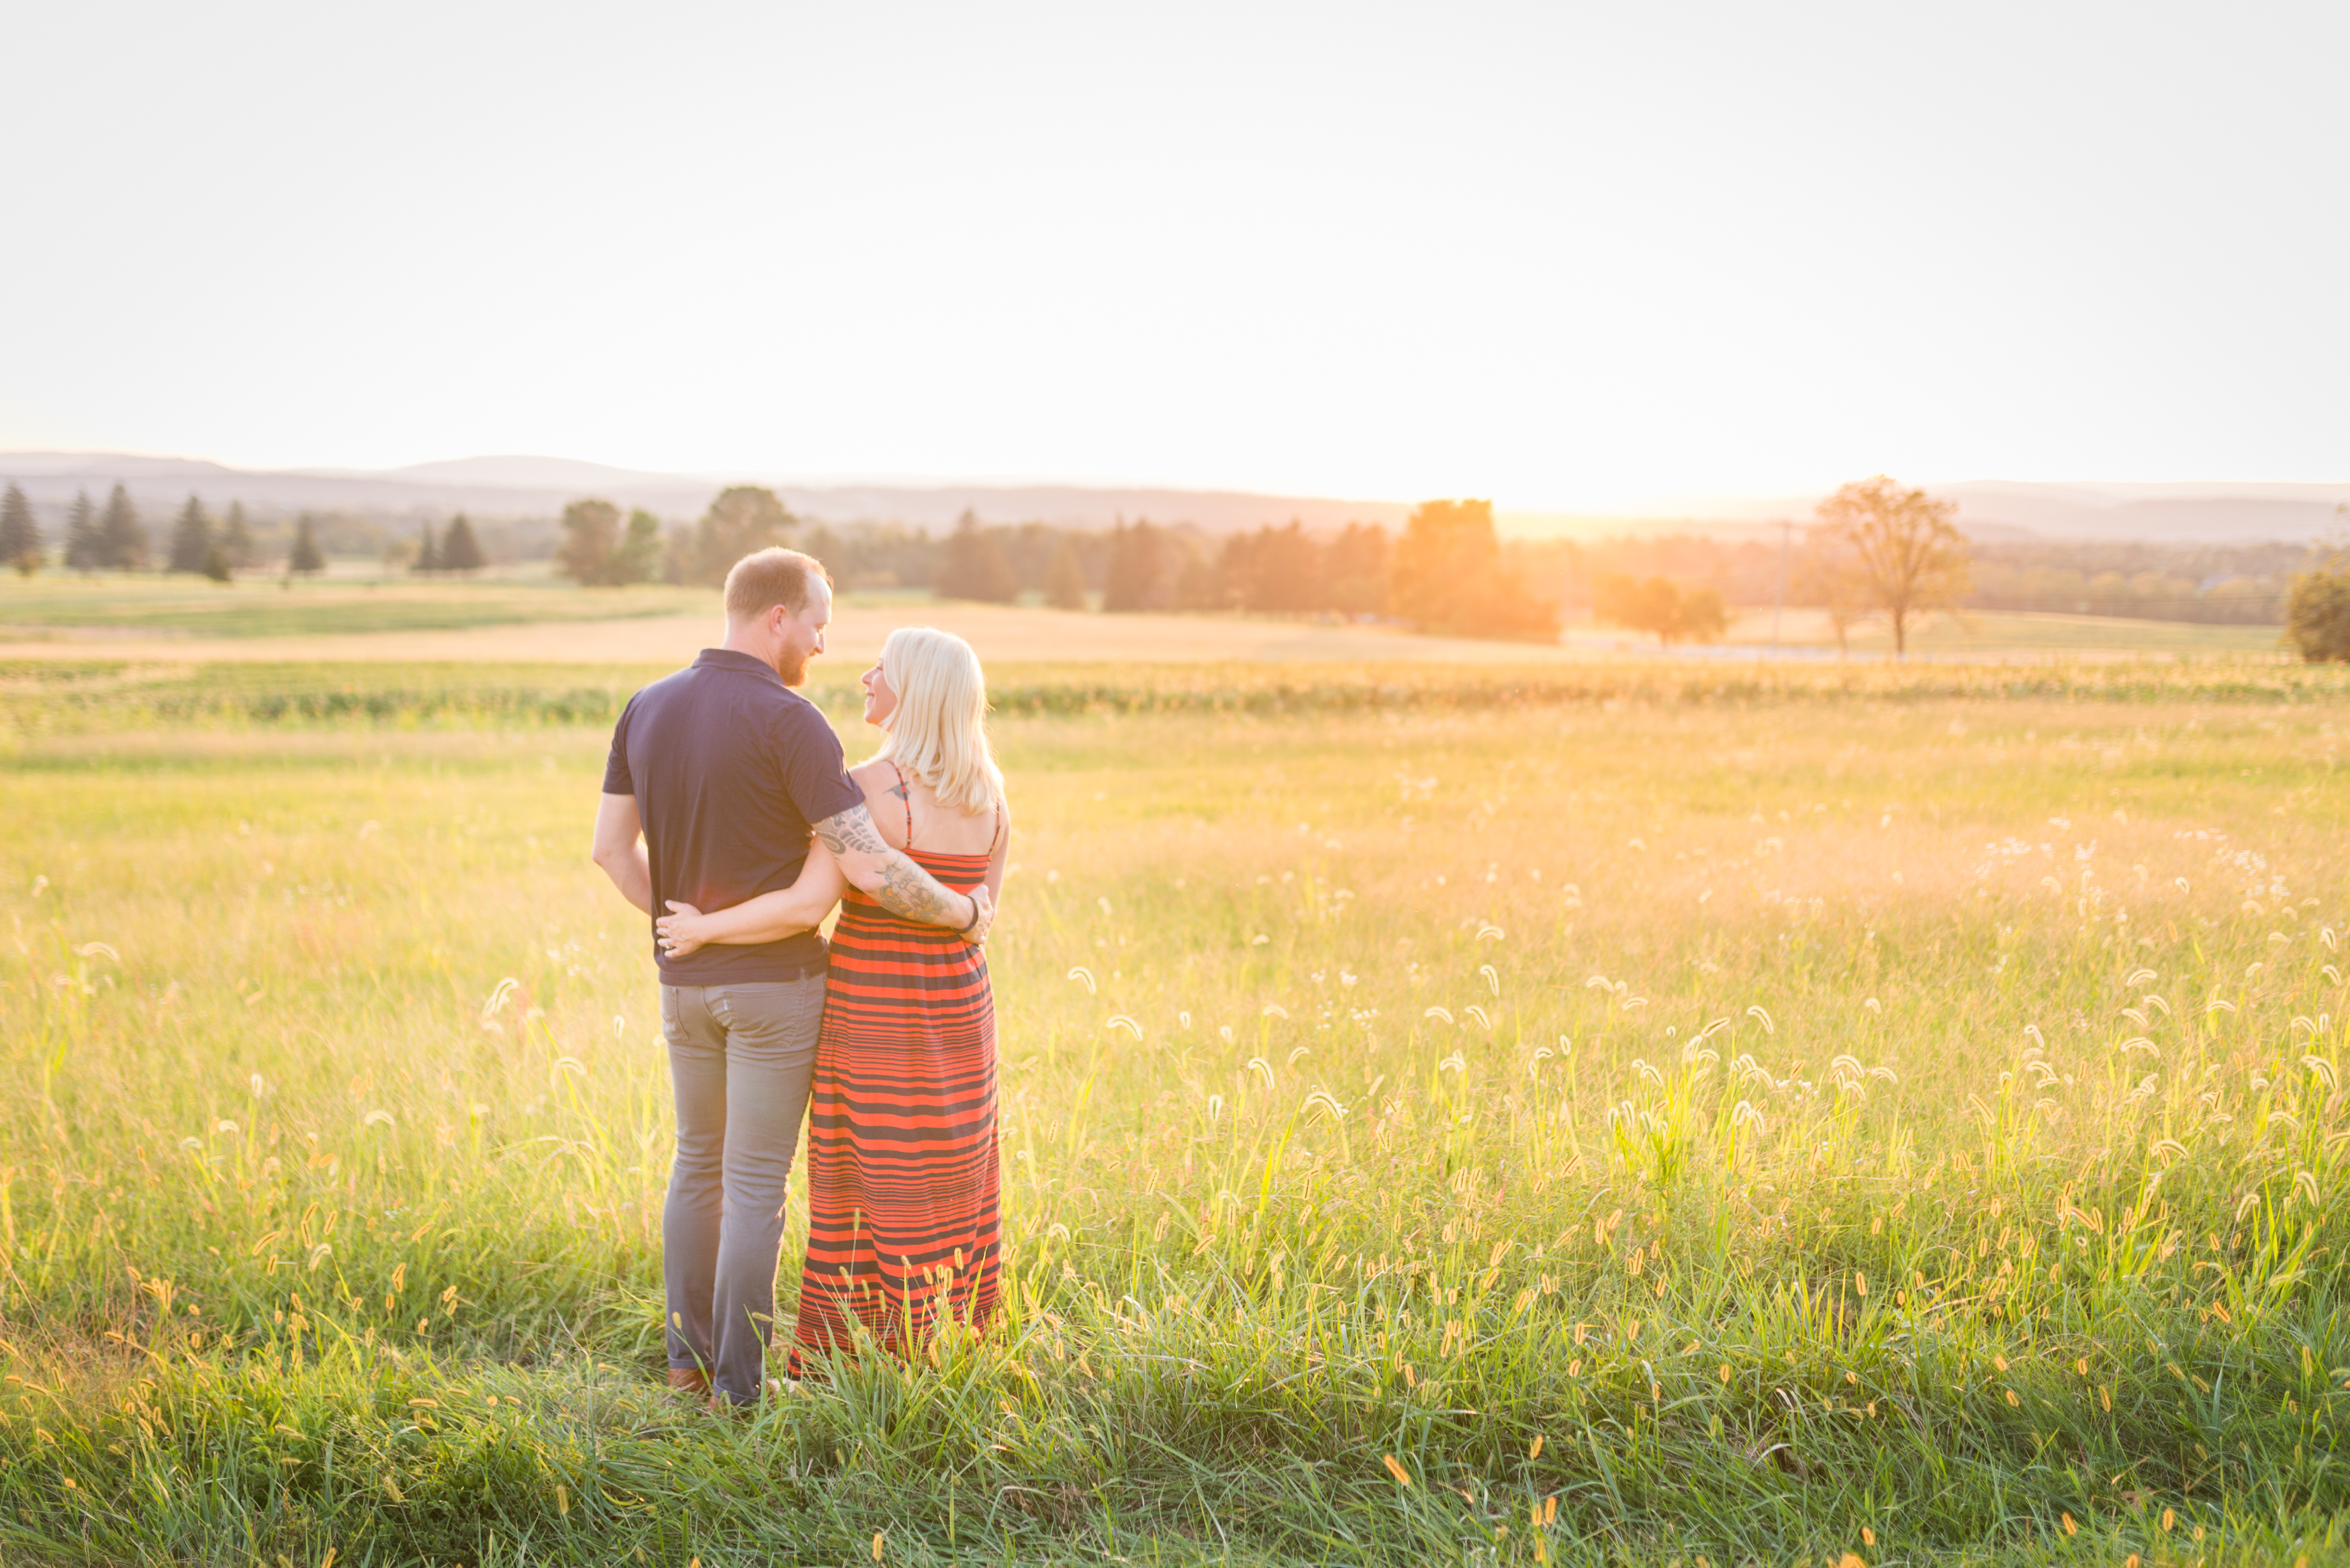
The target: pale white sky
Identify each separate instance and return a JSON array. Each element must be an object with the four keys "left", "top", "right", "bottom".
[{"left": 3, "top": 1, "right": 2344, "bottom": 512}]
